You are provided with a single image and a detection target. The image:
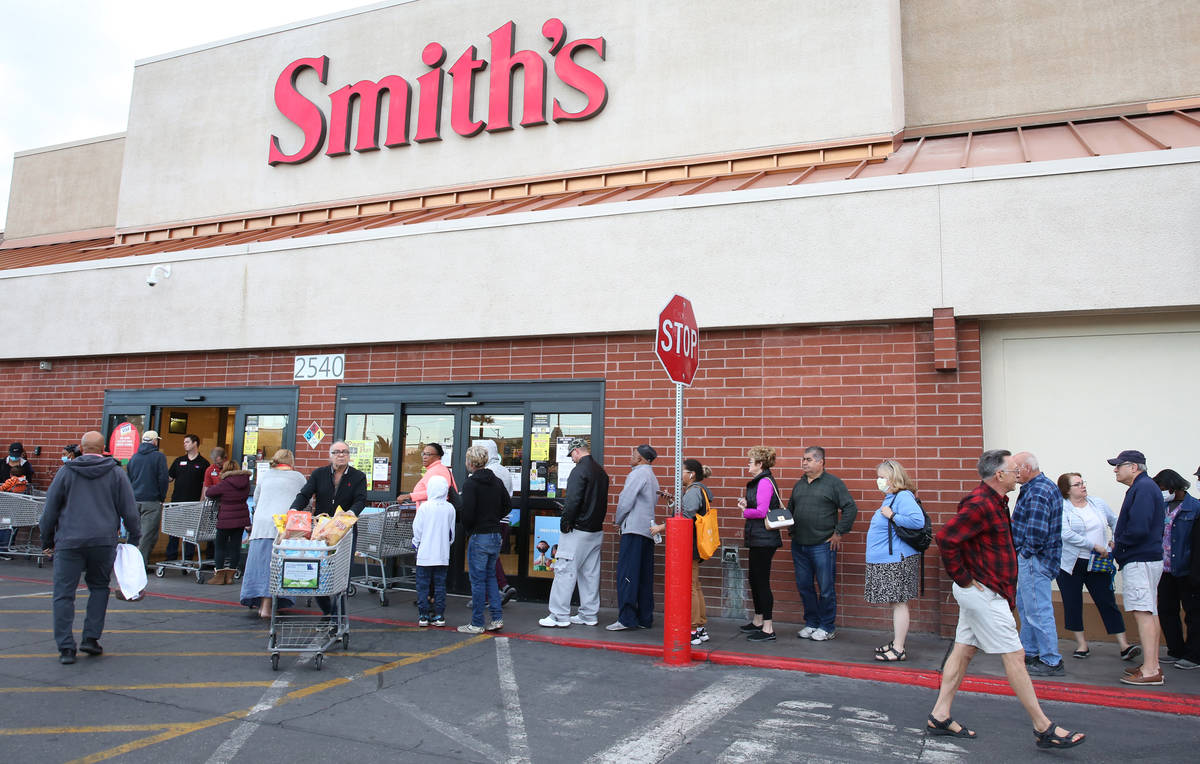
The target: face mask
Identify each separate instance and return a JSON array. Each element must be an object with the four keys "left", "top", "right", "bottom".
[
  {"left": 1162, "top": 491, "right": 1174, "bottom": 502},
  {"left": 62, "top": 455, "right": 70, "bottom": 463},
  {"left": 876, "top": 477, "right": 890, "bottom": 493}
]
